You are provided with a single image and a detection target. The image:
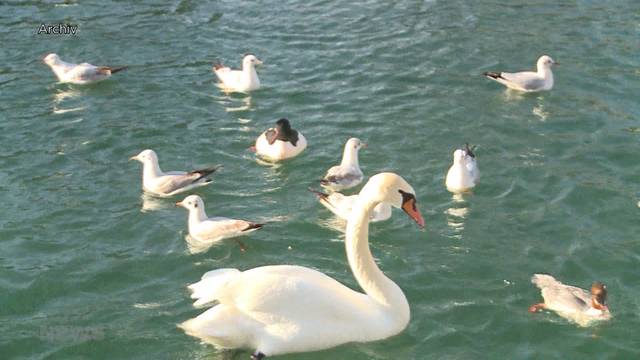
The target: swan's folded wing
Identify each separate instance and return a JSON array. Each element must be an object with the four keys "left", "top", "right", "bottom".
[{"left": 220, "top": 265, "right": 374, "bottom": 322}]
